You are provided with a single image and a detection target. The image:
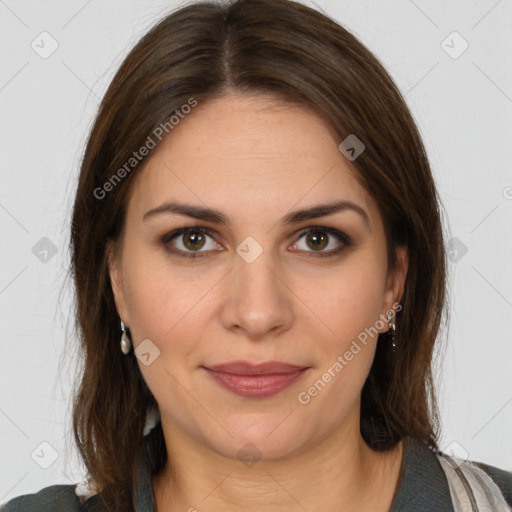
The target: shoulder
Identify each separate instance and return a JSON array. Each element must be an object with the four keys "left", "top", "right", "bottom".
[
  {"left": 470, "top": 460, "right": 512, "bottom": 507},
  {"left": 0, "top": 483, "right": 101, "bottom": 512},
  {"left": 391, "top": 436, "right": 511, "bottom": 511}
]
